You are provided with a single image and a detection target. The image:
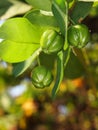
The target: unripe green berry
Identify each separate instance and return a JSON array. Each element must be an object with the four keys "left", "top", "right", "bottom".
[
  {"left": 40, "top": 29, "right": 64, "bottom": 54},
  {"left": 31, "top": 66, "right": 53, "bottom": 88},
  {"left": 68, "top": 24, "right": 90, "bottom": 48}
]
